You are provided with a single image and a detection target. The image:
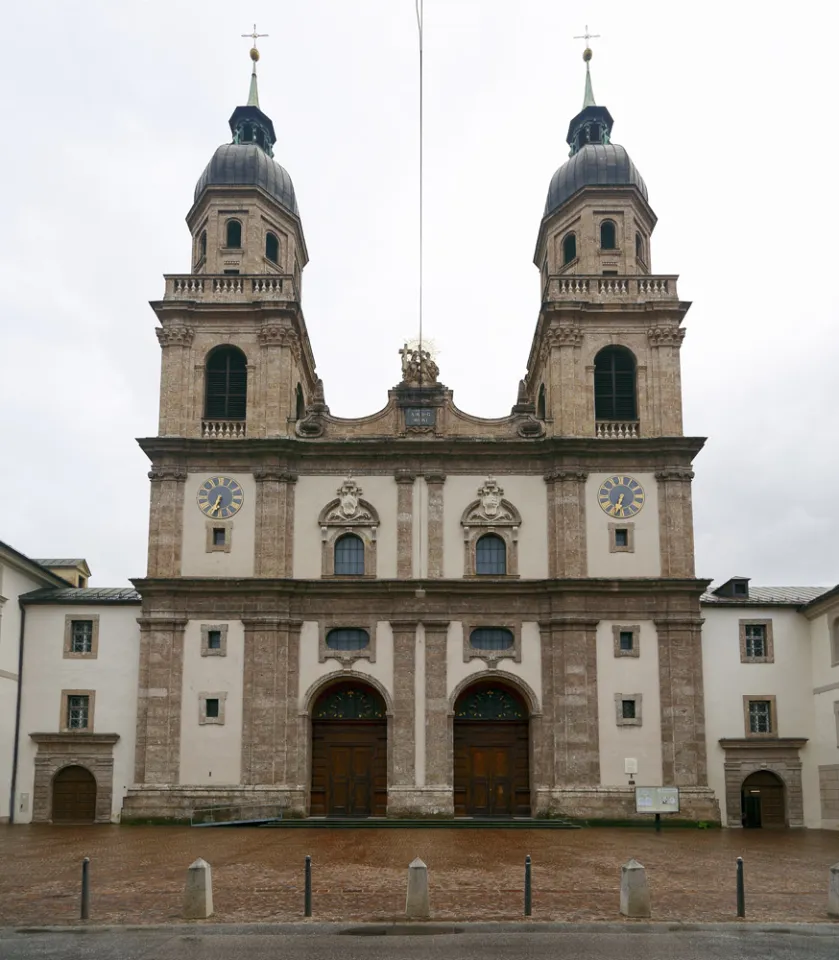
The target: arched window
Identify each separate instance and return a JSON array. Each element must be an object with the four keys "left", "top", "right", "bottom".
[
  {"left": 326, "top": 628, "right": 370, "bottom": 651},
  {"left": 635, "top": 232, "right": 644, "bottom": 261},
  {"left": 470, "top": 628, "right": 514, "bottom": 651},
  {"left": 265, "top": 231, "right": 280, "bottom": 264},
  {"left": 589, "top": 123, "right": 600, "bottom": 143},
  {"left": 537, "top": 384, "right": 546, "bottom": 420},
  {"left": 475, "top": 534, "right": 506, "bottom": 575},
  {"left": 204, "top": 346, "right": 247, "bottom": 420},
  {"left": 593, "top": 346, "right": 637, "bottom": 420},
  {"left": 199, "top": 230, "right": 207, "bottom": 260},
  {"left": 225, "top": 219, "right": 242, "bottom": 248},
  {"left": 600, "top": 220, "right": 617, "bottom": 250},
  {"left": 242, "top": 125, "right": 254, "bottom": 142},
  {"left": 562, "top": 232, "right": 577, "bottom": 265},
  {"left": 295, "top": 383, "right": 305, "bottom": 420},
  {"left": 334, "top": 533, "right": 365, "bottom": 575}
]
